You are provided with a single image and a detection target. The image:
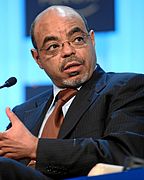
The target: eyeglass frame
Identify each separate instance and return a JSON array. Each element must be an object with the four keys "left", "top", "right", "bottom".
[{"left": 36, "top": 32, "right": 91, "bottom": 58}]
